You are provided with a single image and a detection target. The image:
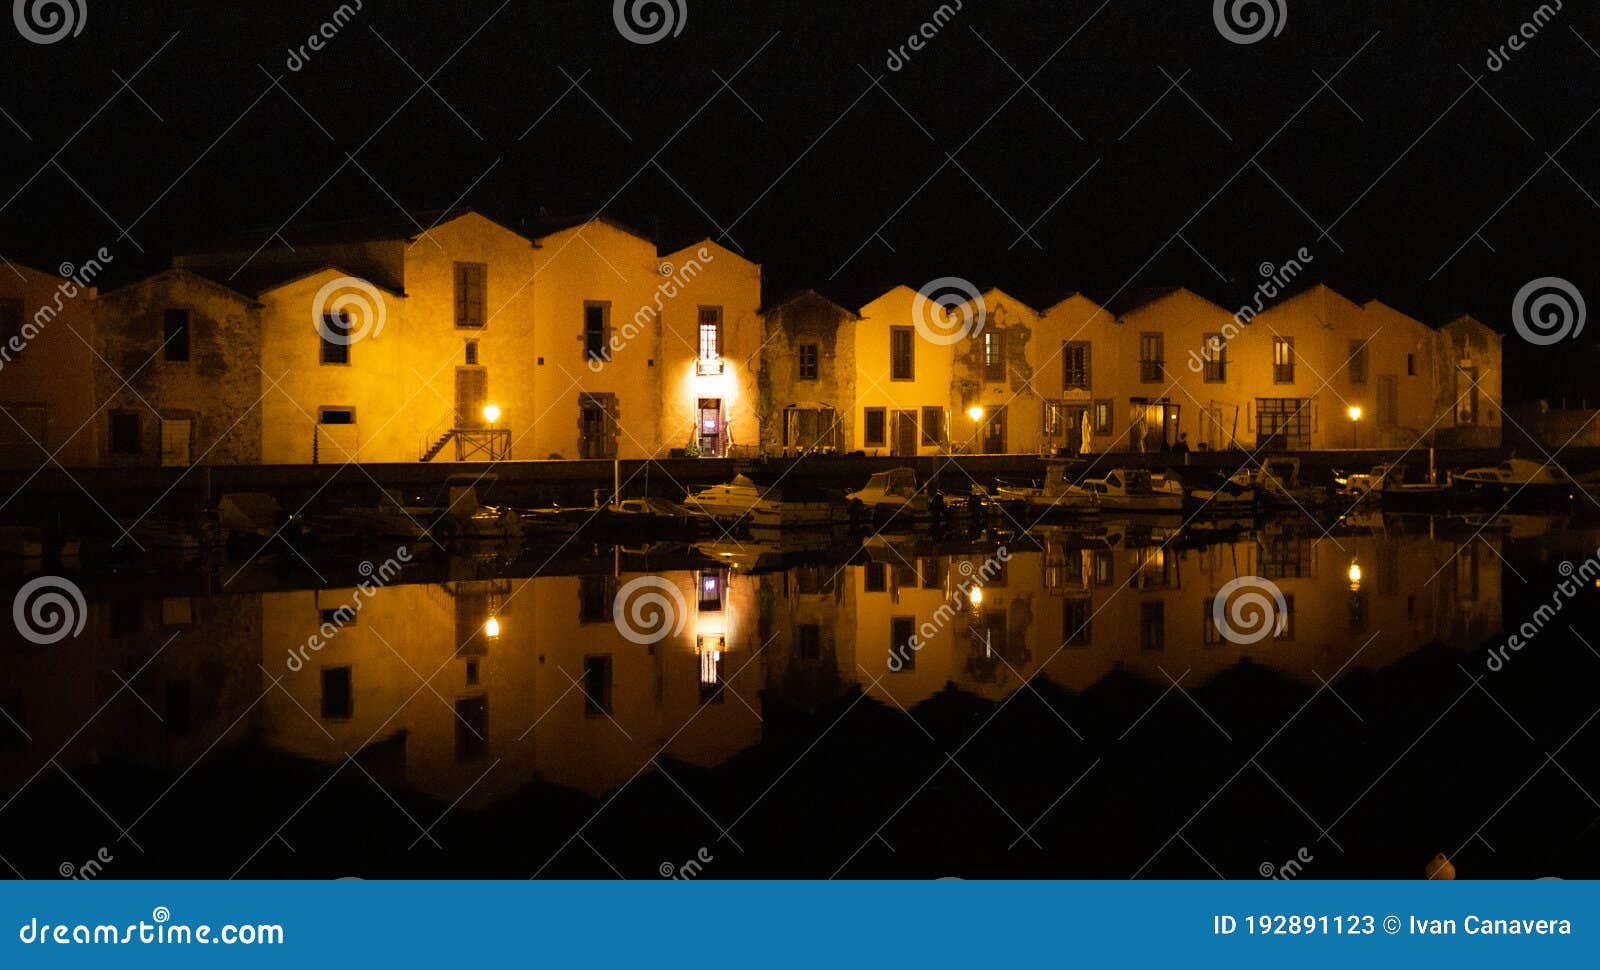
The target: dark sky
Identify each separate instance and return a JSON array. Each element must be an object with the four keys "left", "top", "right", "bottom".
[{"left": 3, "top": 0, "right": 1598, "bottom": 399}]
